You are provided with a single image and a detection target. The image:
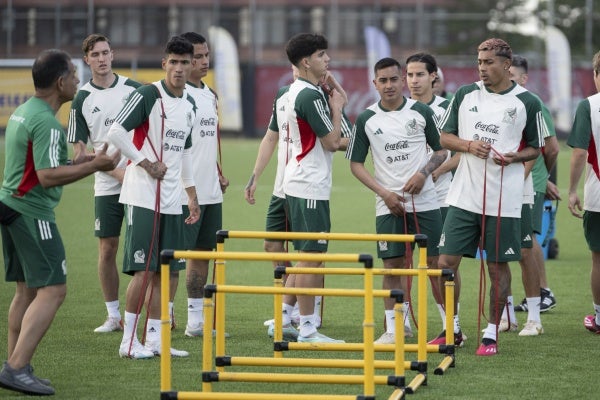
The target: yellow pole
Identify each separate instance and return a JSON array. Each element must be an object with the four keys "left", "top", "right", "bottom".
[
  {"left": 417, "top": 243, "right": 428, "bottom": 363},
  {"left": 394, "top": 299, "right": 405, "bottom": 379},
  {"left": 160, "top": 261, "right": 172, "bottom": 392},
  {"left": 202, "top": 291, "right": 215, "bottom": 392},
  {"left": 215, "top": 241, "right": 226, "bottom": 371},
  {"left": 273, "top": 268, "right": 284, "bottom": 358},
  {"left": 363, "top": 262, "right": 375, "bottom": 396}
]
